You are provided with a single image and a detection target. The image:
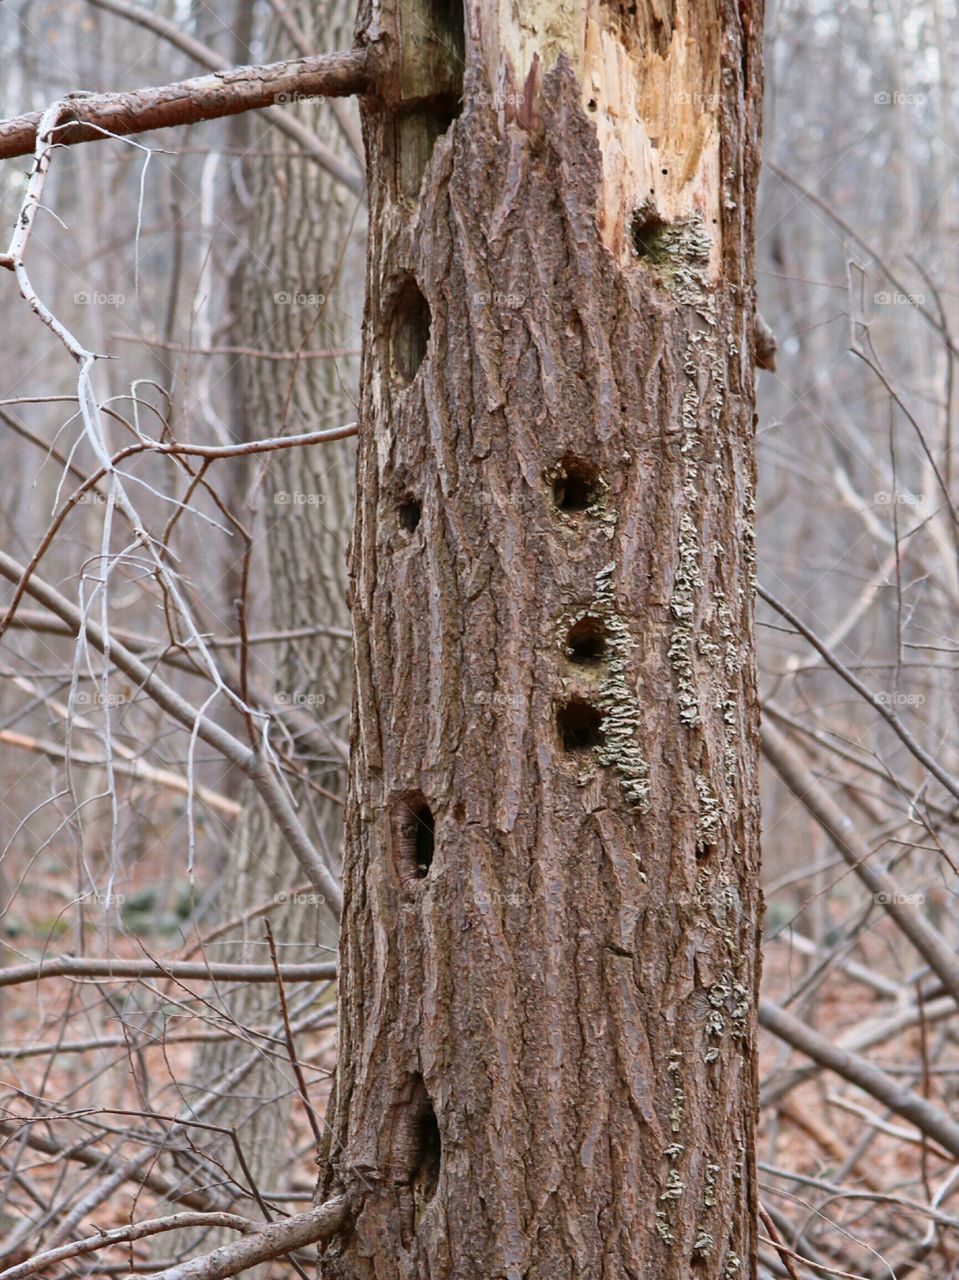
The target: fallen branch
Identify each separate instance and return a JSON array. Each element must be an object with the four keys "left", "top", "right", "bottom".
[
  {"left": 0, "top": 51, "right": 369, "bottom": 169},
  {"left": 0, "top": 1211, "right": 255, "bottom": 1280},
  {"left": 143, "top": 1194, "right": 355, "bottom": 1280},
  {"left": 760, "top": 997, "right": 959, "bottom": 1159}
]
